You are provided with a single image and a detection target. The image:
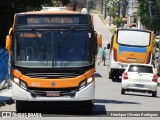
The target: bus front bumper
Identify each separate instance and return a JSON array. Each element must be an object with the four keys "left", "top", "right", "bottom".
[{"left": 12, "top": 81, "right": 95, "bottom": 101}]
